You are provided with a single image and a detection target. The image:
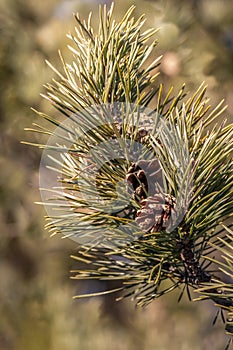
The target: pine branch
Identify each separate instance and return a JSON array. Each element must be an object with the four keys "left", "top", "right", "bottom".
[{"left": 25, "top": 3, "right": 233, "bottom": 346}]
